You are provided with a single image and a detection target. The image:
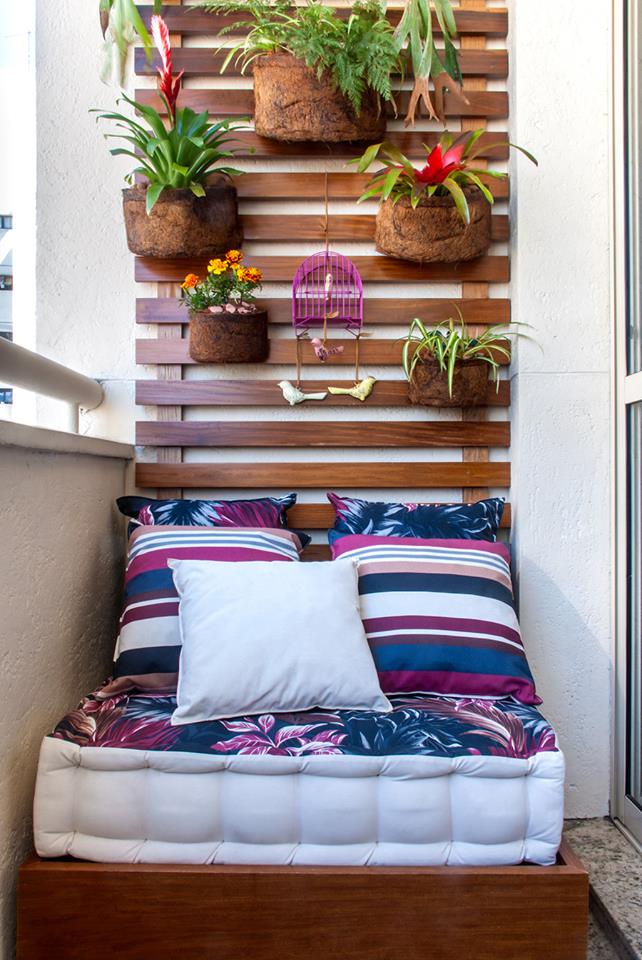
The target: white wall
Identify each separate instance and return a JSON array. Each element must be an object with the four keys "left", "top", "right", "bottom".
[
  {"left": 27, "top": 0, "right": 615, "bottom": 818},
  {"left": 0, "top": 426, "right": 131, "bottom": 959},
  {"left": 510, "top": 0, "right": 613, "bottom": 816}
]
